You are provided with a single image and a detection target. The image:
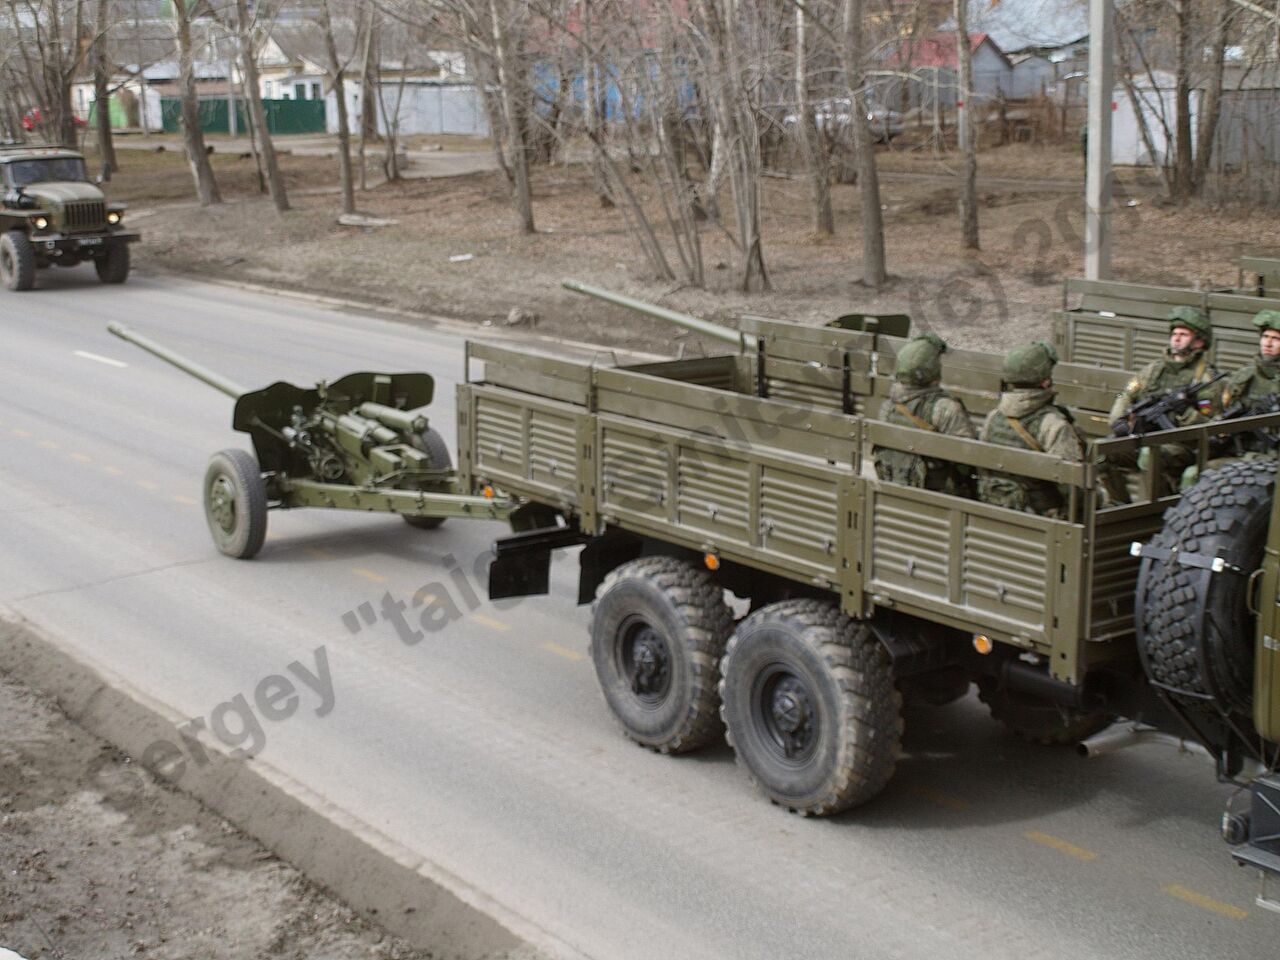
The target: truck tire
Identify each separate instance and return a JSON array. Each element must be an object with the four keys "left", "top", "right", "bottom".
[
  {"left": 975, "top": 675, "right": 1113, "bottom": 745},
  {"left": 0, "top": 231, "right": 36, "bottom": 291},
  {"left": 403, "top": 427, "right": 452, "bottom": 530},
  {"left": 719, "top": 599, "right": 901, "bottom": 815},
  {"left": 203, "top": 449, "right": 268, "bottom": 559},
  {"left": 95, "top": 242, "right": 129, "bottom": 284},
  {"left": 1136, "top": 458, "right": 1274, "bottom": 716},
  {"left": 591, "top": 556, "right": 733, "bottom": 753}
]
